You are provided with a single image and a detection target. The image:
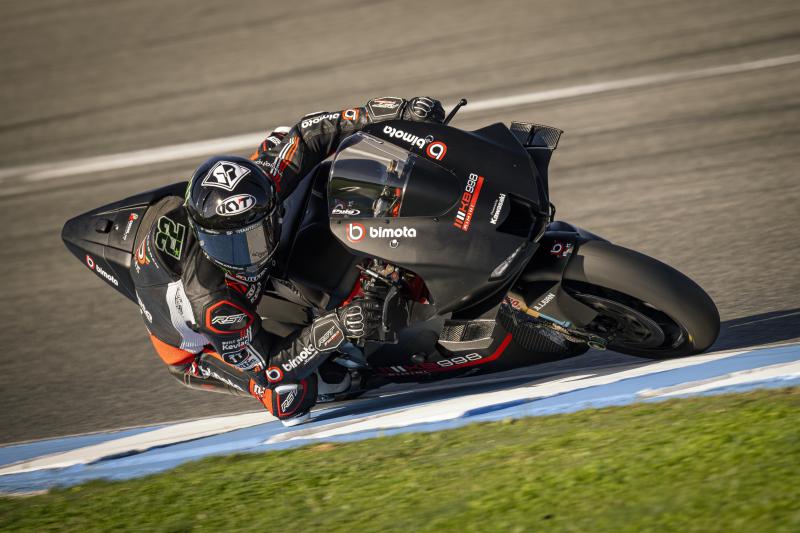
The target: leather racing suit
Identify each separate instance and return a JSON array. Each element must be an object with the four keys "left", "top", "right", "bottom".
[{"left": 131, "top": 96, "right": 444, "bottom": 422}]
